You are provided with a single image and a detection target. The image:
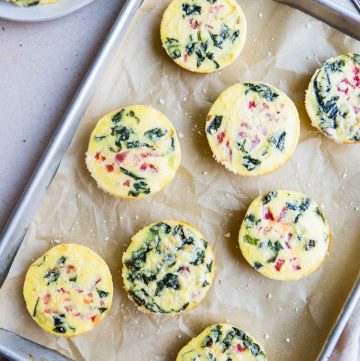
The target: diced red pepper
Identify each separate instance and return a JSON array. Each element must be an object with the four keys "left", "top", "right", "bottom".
[
  {"left": 206, "top": 115, "right": 212, "bottom": 121},
  {"left": 293, "top": 265, "right": 302, "bottom": 271},
  {"left": 275, "top": 259, "right": 285, "bottom": 272},
  {"left": 248, "top": 100, "right": 256, "bottom": 109},
  {"left": 43, "top": 293, "right": 51, "bottom": 305},
  {"left": 66, "top": 264, "right": 75, "bottom": 273},
  {"left": 115, "top": 151, "right": 129, "bottom": 164},
  {"left": 278, "top": 207, "right": 287, "bottom": 221},
  {"left": 264, "top": 209, "right": 275, "bottom": 221},
  {"left": 106, "top": 164, "right": 114, "bottom": 172},
  {"left": 216, "top": 131, "right": 225, "bottom": 144},
  {"left": 90, "top": 315, "right": 96, "bottom": 323},
  {"left": 234, "top": 343, "right": 246, "bottom": 353},
  {"left": 189, "top": 18, "right": 200, "bottom": 29},
  {"left": 123, "top": 179, "right": 130, "bottom": 187}
]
